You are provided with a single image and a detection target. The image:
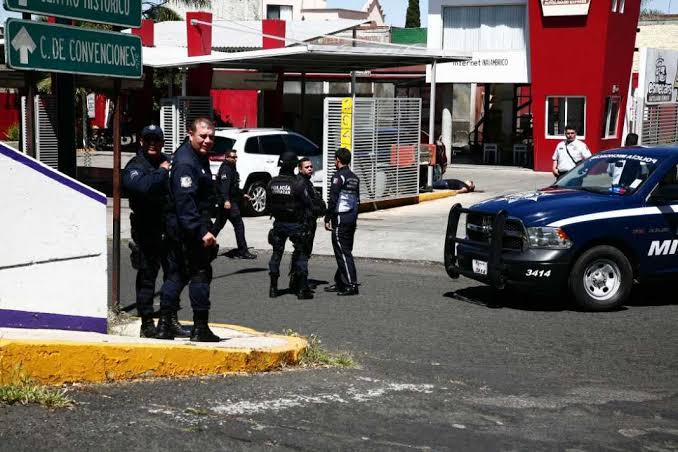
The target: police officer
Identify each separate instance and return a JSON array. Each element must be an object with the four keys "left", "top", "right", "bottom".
[
  {"left": 122, "top": 125, "right": 189, "bottom": 338},
  {"left": 267, "top": 151, "right": 315, "bottom": 300},
  {"left": 552, "top": 125, "right": 591, "bottom": 179},
  {"left": 324, "top": 147, "right": 360, "bottom": 296},
  {"left": 158, "top": 117, "right": 221, "bottom": 342},
  {"left": 215, "top": 150, "right": 257, "bottom": 259},
  {"left": 289, "top": 157, "right": 326, "bottom": 291}
]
